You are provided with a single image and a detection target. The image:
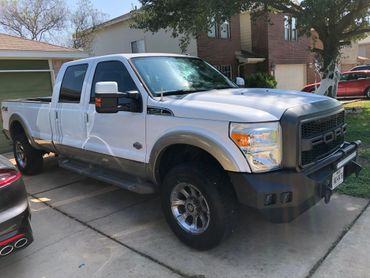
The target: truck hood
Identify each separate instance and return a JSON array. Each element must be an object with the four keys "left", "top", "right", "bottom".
[{"left": 158, "top": 88, "right": 338, "bottom": 122}]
